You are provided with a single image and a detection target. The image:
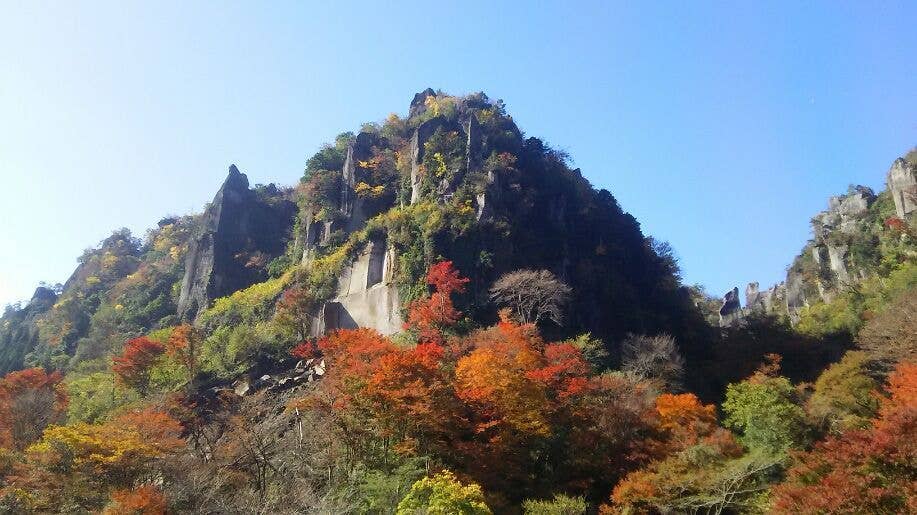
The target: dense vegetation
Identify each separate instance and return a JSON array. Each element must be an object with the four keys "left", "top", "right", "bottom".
[{"left": 0, "top": 91, "right": 913, "bottom": 513}]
